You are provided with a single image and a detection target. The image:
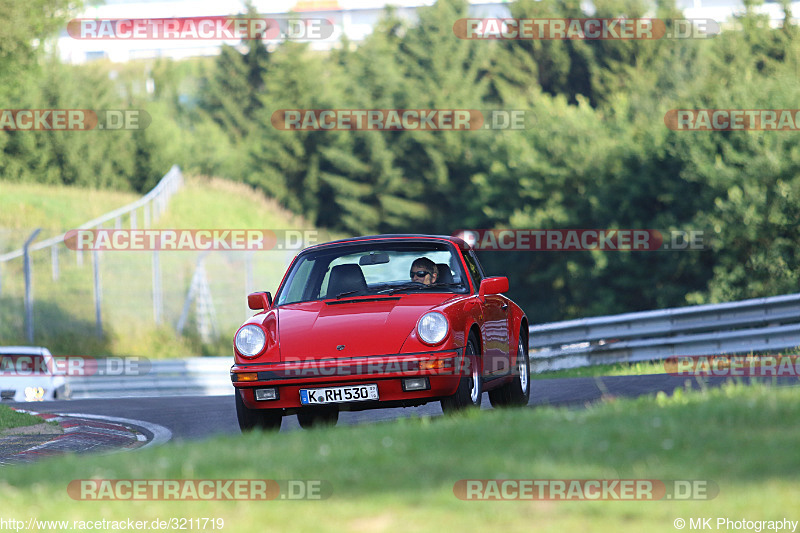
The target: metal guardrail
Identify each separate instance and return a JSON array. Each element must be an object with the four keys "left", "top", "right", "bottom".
[
  {"left": 66, "top": 357, "right": 233, "bottom": 399},
  {"left": 72, "top": 292, "right": 800, "bottom": 396},
  {"left": 528, "top": 292, "right": 800, "bottom": 372}
]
